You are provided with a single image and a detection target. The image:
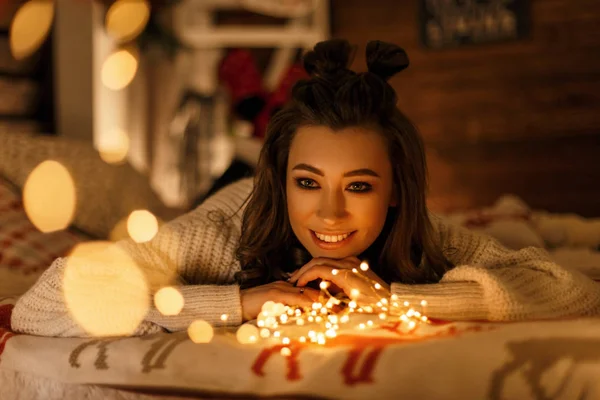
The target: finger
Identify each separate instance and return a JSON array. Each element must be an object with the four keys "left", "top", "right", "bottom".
[
  {"left": 289, "top": 258, "right": 349, "bottom": 283},
  {"left": 278, "top": 292, "right": 316, "bottom": 308},
  {"left": 296, "top": 265, "right": 345, "bottom": 288},
  {"left": 280, "top": 284, "right": 321, "bottom": 302}
]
